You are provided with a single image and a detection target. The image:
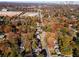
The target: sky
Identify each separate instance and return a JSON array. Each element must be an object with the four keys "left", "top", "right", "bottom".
[
  {"left": 0, "top": 0, "right": 79, "bottom": 3},
  {"left": 0, "top": 0, "right": 79, "bottom": 2}
]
